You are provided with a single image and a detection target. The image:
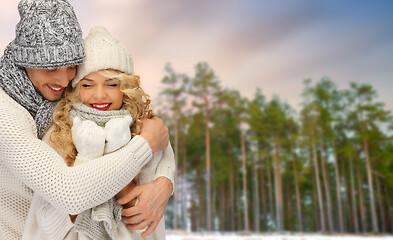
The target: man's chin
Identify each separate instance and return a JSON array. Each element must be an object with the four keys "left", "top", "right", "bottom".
[{"left": 43, "top": 93, "right": 62, "bottom": 102}]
